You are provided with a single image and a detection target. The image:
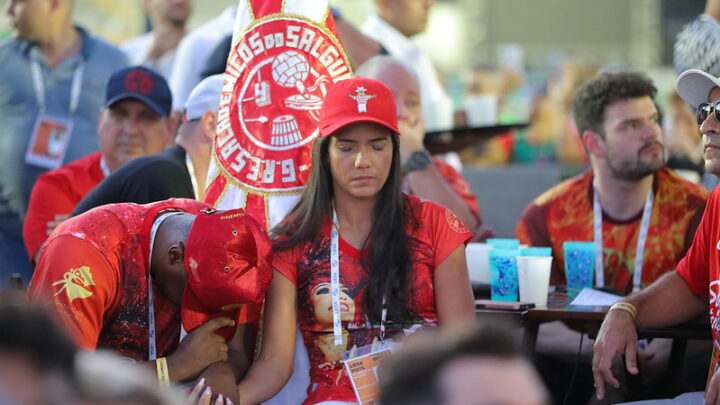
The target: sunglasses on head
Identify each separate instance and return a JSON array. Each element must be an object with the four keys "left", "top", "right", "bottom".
[{"left": 697, "top": 101, "right": 720, "bottom": 125}]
